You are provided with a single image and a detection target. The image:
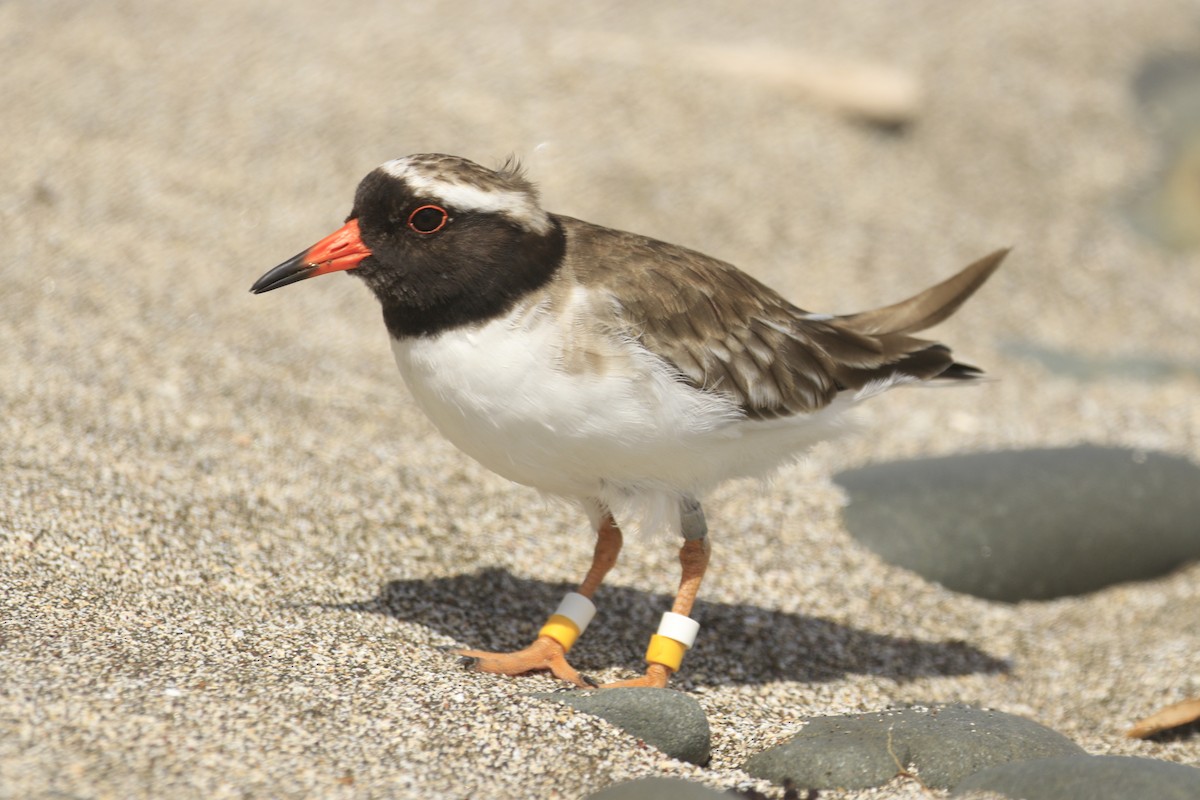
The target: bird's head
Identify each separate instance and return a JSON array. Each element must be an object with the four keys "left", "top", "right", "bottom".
[{"left": 251, "top": 154, "right": 565, "bottom": 336}]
